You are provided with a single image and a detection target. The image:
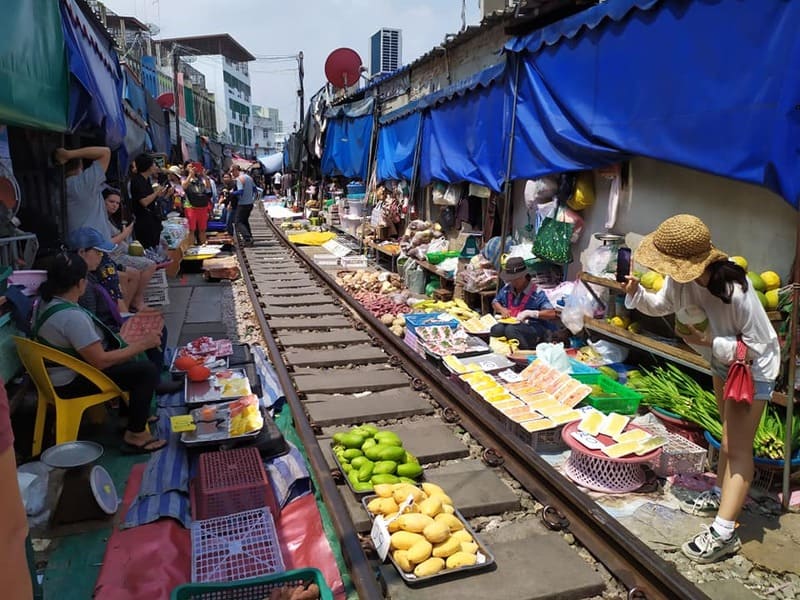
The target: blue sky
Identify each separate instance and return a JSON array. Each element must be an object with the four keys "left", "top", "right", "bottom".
[{"left": 103, "top": 0, "right": 482, "bottom": 135}]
